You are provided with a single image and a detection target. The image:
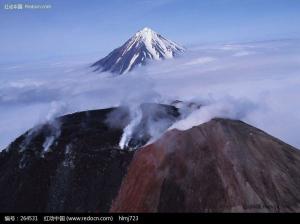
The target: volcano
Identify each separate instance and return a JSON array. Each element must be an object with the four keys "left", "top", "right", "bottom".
[
  {"left": 91, "top": 27, "right": 185, "bottom": 74},
  {"left": 111, "top": 118, "right": 300, "bottom": 212},
  {"left": 1, "top": 105, "right": 300, "bottom": 212}
]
